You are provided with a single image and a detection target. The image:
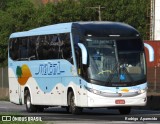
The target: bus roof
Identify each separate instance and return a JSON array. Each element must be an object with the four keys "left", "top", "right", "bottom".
[
  {"left": 9, "top": 21, "right": 139, "bottom": 38},
  {"left": 72, "top": 22, "right": 139, "bottom": 37},
  {"left": 10, "top": 22, "right": 73, "bottom": 38}
]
